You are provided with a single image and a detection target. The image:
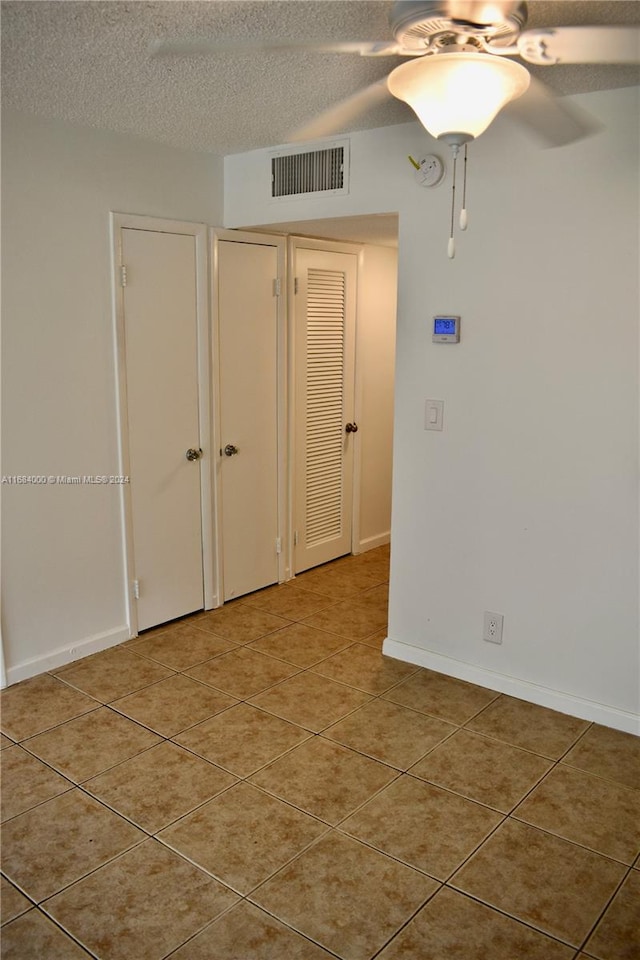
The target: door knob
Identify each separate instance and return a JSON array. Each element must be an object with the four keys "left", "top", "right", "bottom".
[
  {"left": 223, "top": 444, "right": 239, "bottom": 457},
  {"left": 345, "top": 422, "right": 358, "bottom": 434},
  {"left": 186, "top": 447, "right": 202, "bottom": 461}
]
